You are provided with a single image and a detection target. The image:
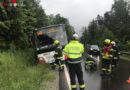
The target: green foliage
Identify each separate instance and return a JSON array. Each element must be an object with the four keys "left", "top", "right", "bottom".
[
  {"left": 0, "top": 0, "right": 74, "bottom": 49},
  {"left": 120, "top": 54, "right": 130, "bottom": 61},
  {"left": 80, "top": 20, "right": 115, "bottom": 47},
  {"left": 118, "top": 40, "right": 130, "bottom": 51},
  {"left": 104, "top": 0, "right": 130, "bottom": 42},
  {"left": 0, "top": 49, "right": 55, "bottom": 90},
  {"left": 80, "top": 27, "right": 88, "bottom": 44}
]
